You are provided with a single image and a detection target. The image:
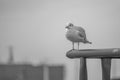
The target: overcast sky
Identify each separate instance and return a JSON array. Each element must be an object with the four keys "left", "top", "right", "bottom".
[{"left": 0, "top": 0, "right": 120, "bottom": 63}]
